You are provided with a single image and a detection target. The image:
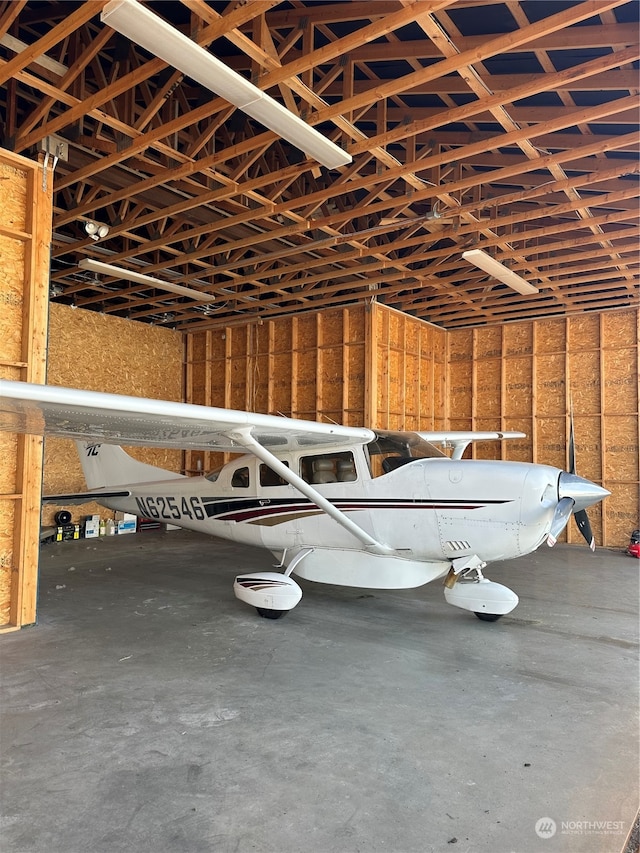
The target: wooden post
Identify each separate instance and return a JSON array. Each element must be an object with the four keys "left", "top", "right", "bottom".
[
  {"left": 364, "top": 301, "right": 377, "bottom": 429},
  {"left": 0, "top": 150, "right": 52, "bottom": 630},
  {"left": 291, "top": 316, "right": 298, "bottom": 418}
]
